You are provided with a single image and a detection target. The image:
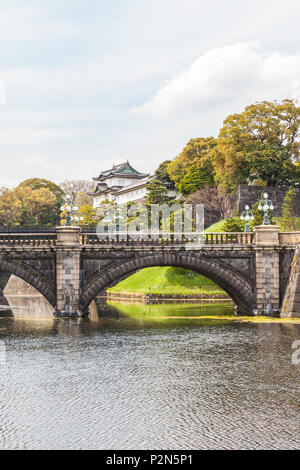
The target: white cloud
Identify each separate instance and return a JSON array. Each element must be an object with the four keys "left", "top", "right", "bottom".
[
  {"left": 0, "top": 80, "right": 5, "bottom": 104},
  {"left": 136, "top": 42, "right": 300, "bottom": 116},
  {"left": 0, "top": 8, "right": 79, "bottom": 41},
  {"left": 1, "top": 2, "right": 300, "bottom": 188}
]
